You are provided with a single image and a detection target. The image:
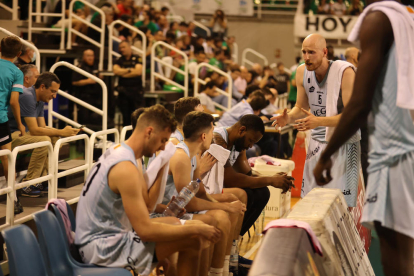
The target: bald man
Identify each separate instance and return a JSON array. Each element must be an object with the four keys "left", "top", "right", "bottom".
[
  {"left": 345, "top": 47, "right": 360, "bottom": 68},
  {"left": 272, "top": 34, "right": 360, "bottom": 206}
]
